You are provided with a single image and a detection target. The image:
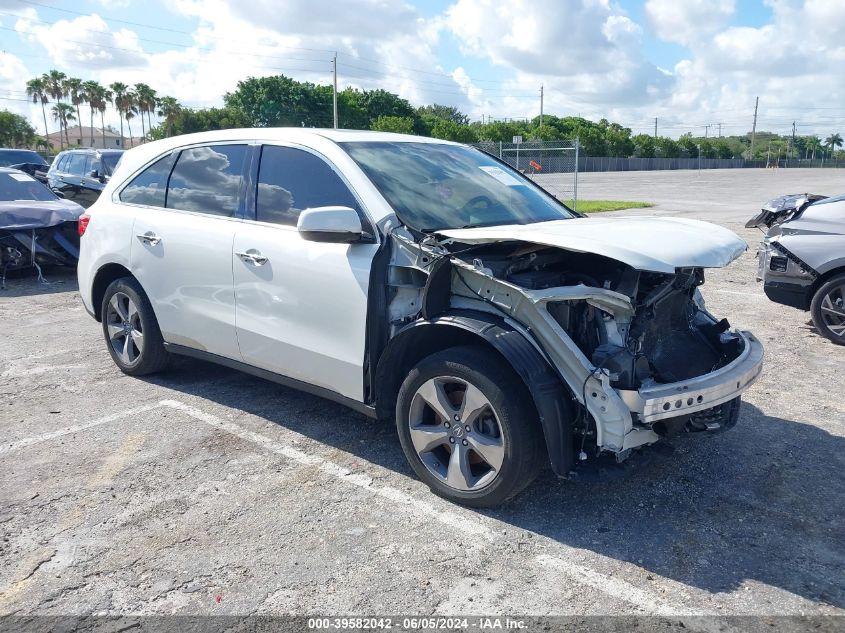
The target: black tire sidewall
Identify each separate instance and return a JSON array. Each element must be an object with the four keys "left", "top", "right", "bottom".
[
  {"left": 396, "top": 346, "right": 543, "bottom": 508},
  {"left": 811, "top": 274, "right": 845, "bottom": 345},
  {"left": 101, "top": 277, "right": 167, "bottom": 374}
]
